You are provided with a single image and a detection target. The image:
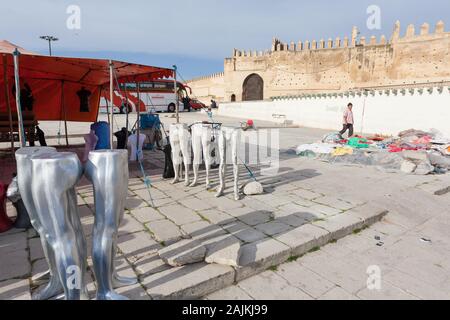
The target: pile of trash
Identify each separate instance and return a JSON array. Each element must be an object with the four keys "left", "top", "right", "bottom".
[{"left": 296, "top": 129, "right": 450, "bottom": 175}]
